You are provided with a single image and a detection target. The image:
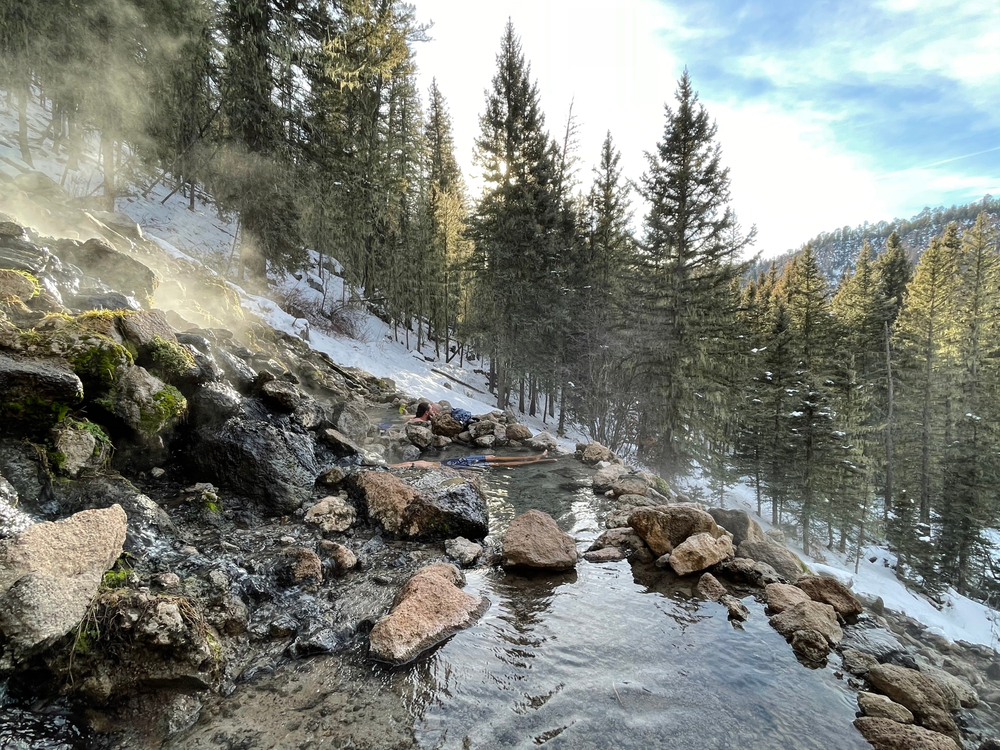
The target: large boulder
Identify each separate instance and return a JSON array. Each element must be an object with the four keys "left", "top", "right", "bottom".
[
  {"left": 526, "top": 432, "right": 557, "bottom": 452},
  {"left": 857, "top": 692, "right": 914, "bottom": 724},
  {"left": 764, "top": 582, "right": 811, "bottom": 613},
  {"left": 505, "top": 424, "right": 532, "bottom": 441},
  {"left": 430, "top": 412, "right": 464, "bottom": 437},
  {"left": 368, "top": 564, "right": 487, "bottom": 665},
  {"left": 405, "top": 422, "right": 433, "bottom": 449},
  {"left": 581, "top": 442, "right": 614, "bottom": 464},
  {"left": 190, "top": 416, "right": 319, "bottom": 514},
  {"left": 713, "top": 557, "right": 785, "bottom": 588},
  {"left": 867, "top": 664, "right": 961, "bottom": 742},
  {"left": 795, "top": 575, "right": 863, "bottom": 617},
  {"left": 917, "top": 662, "right": 978, "bottom": 709},
  {"left": 853, "top": 717, "right": 960, "bottom": 750},
  {"left": 768, "top": 600, "right": 843, "bottom": 645},
  {"left": 349, "top": 470, "right": 488, "bottom": 541},
  {"left": 334, "top": 401, "right": 371, "bottom": 445},
  {"left": 0, "top": 506, "right": 126, "bottom": 660},
  {"left": 736, "top": 540, "right": 806, "bottom": 582},
  {"left": 61, "top": 238, "right": 158, "bottom": 301},
  {"left": 592, "top": 463, "right": 628, "bottom": 492},
  {"left": 707, "top": 508, "right": 765, "bottom": 547},
  {"left": 669, "top": 532, "right": 734, "bottom": 576},
  {"left": 0, "top": 474, "right": 32, "bottom": 539},
  {"left": 0, "top": 352, "right": 83, "bottom": 412},
  {"left": 502, "top": 510, "right": 577, "bottom": 571},
  {"left": 111, "top": 365, "right": 187, "bottom": 438},
  {"left": 629, "top": 506, "right": 722, "bottom": 557},
  {"left": 610, "top": 475, "right": 648, "bottom": 497},
  {"left": 587, "top": 527, "right": 654, "bottom": 563}
]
